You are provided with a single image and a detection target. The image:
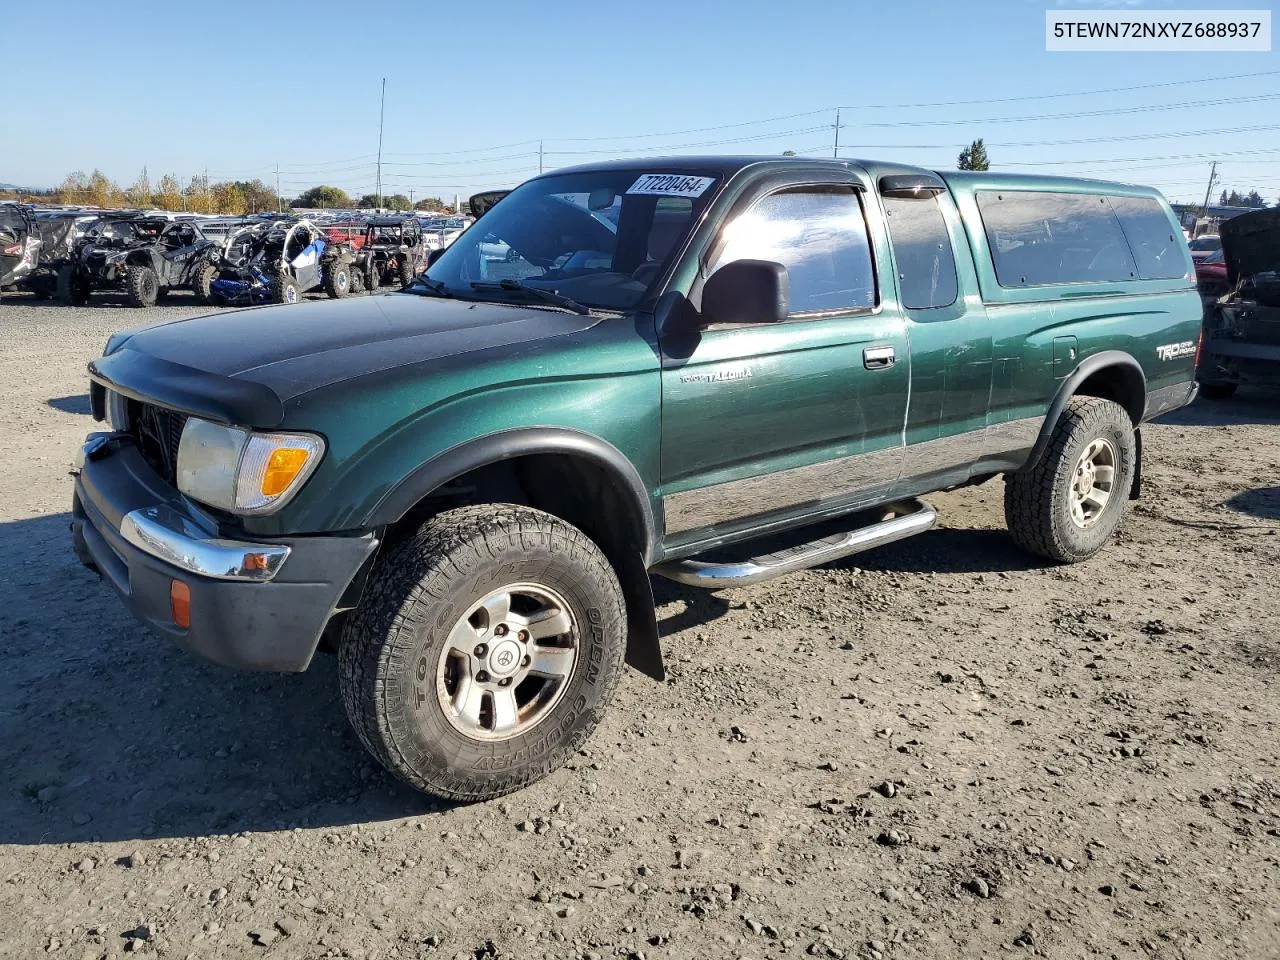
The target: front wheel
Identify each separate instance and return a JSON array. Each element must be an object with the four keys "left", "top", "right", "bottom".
[
  {"left": 338, "top": 505, "right": 627, "bottom": 801},
  {"left": 192, "top": 262, "right": 218, "bottom": 305},
  {"left": 272, "top": 271, "right": 301, "bottom": 304},
  {"left": 126, "top": 265, "right": 159, "bottom": 307},
  {"left": 56, "top": 264, "right": 90, "bottom": 305},
  {"left": 1004, "top": 397, "right": 1136, "bottom": 564}
]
